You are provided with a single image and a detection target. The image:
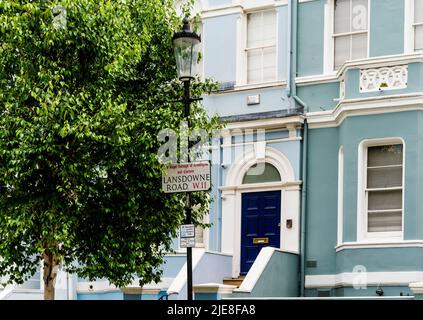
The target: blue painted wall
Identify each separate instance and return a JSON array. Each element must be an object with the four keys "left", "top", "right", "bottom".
[
  {"left": 204, "top": 87, "right": 292, "bottom": 118},
  {"left": 162, "top": 254, "right": 187, "bottom": 278},
  {"left": 297, "top": 82, "right": 340, "bottom": 112},
  {"left": 230, "top": 251, "right": 299, "bottom": 297},
  {"left": 369, "top": 0, "right": 404, "bottom": 57},
  {"left": 203, "top": 14, "right": 238, "bottom": 83},
  {"left": 306, "top": 111, "right": 423, "bottom": 281},
  {"left": 305, "top": 126, "right": 338, "bottom": 276},
  {"left": 336, "top": 247, "right": 423, "bottom": 273},
  {"left": 306, "top": 286, "right": 413, "bottom": 297},
  {"left": 77, "top": 292, "right": 123, "bottom": 300},
  {"left": 297, "top": 0, "right": 325, "bottom": 76}
]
